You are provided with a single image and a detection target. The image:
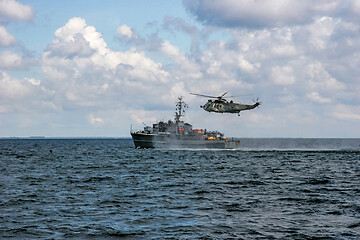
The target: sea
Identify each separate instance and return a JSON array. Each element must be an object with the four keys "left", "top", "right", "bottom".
[{"left": 0, "top": 138, "right": 359, "bottom": 239}]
